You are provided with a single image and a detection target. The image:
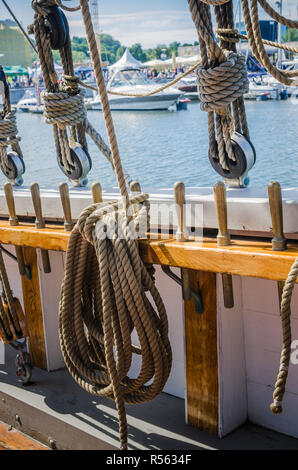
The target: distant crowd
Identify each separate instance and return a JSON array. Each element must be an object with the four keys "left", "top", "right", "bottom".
[{"left": 6, "top": 75, "right": 33, "bottom": 88}]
